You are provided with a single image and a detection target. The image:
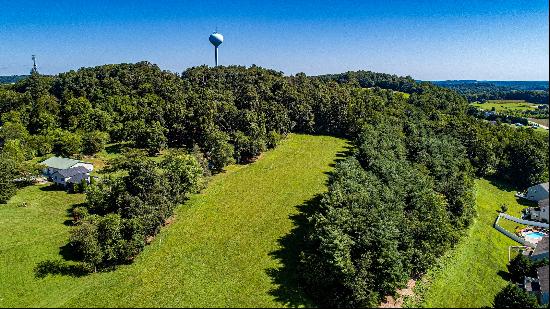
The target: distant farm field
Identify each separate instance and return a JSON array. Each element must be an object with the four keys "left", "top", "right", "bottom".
[
  {"left": 529, "top": 117, "right": 549, "bottom": 127},
  {"left": 471, "top": 99, "right": 540, "bottom": 112},
  {"left": 0, "top": 134, "right": 348, "bottom": 308},
  {"left": 414, "top": 179, "right": 532, "bottom": 308}
]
